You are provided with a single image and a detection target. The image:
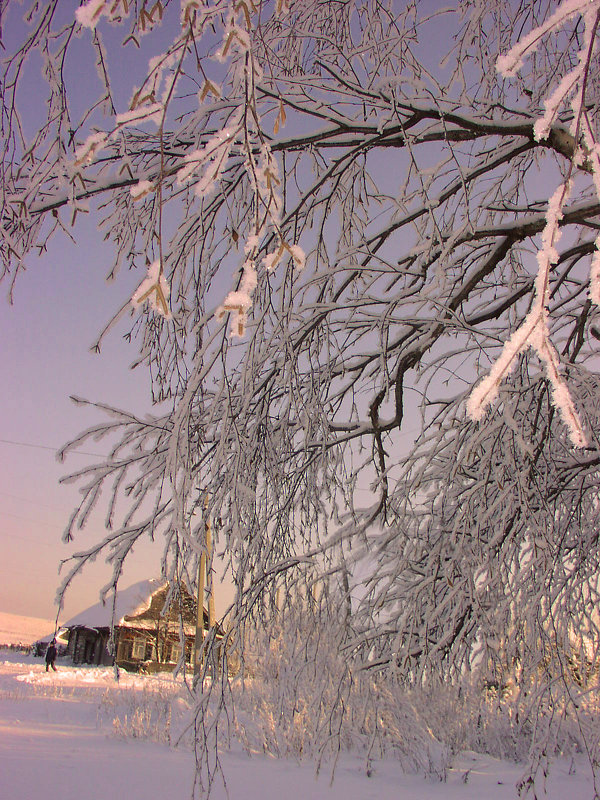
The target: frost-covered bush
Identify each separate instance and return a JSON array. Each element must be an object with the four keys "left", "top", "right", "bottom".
[
  {"left": 108, "top": 685, "right": 175, "bottom": 744},
  {"left": 233, "top": 606, "right": 600, "bottom": 774},
  {"left": 415, "top": 679, "right": 600, "bottom": 767},
  {"left": 227, "top": 588, "right": 449, "bottom": 779},
  {"left": 104, "top": 604, "right": 600, "bottom": 790}
]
